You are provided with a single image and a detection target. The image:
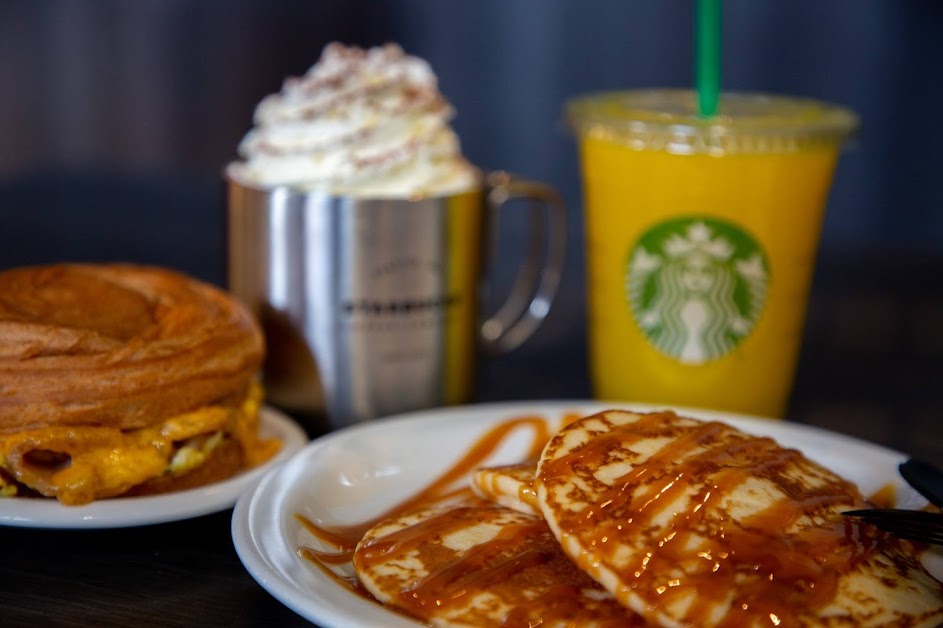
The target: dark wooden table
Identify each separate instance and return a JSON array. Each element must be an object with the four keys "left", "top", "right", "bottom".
[{"left": 2, "top": 174, "right": 942, "bottom": 627}]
